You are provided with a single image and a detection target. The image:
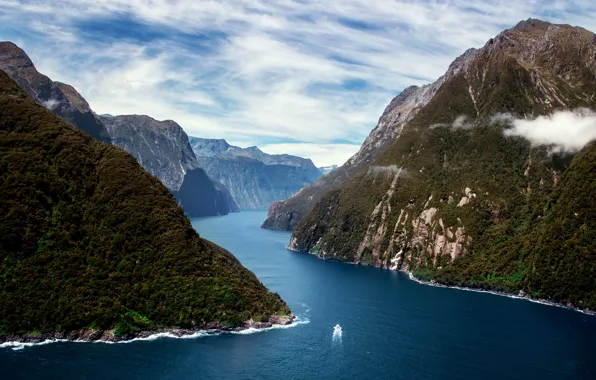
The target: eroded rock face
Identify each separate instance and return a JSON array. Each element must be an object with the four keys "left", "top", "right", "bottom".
[
  {"left": 190, "top": 137, "right": 321, "bottom": 210},
  {"left": 99, "top": 115, "right": 238, "bottom": 217},
  {"left": 0, "top": 41, "right": 111, "bottom": 143},
  {"left": 101, "top": 115, "right": 199, "bottom": 191}
]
